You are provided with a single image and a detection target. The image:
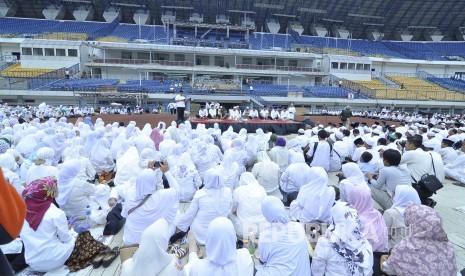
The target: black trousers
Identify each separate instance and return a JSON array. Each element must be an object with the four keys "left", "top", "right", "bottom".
[
  {"left": 177, "top": 107, "right": 185, "bottom": 122},
  {"left": 170, "top": 108, "right": 175, "bottom": 115}
]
